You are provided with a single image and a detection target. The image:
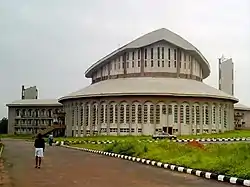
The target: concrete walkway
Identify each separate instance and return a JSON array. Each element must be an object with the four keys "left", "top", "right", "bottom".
[{"left": 1, "top": 139, "right": 237, "bottom": 187}]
